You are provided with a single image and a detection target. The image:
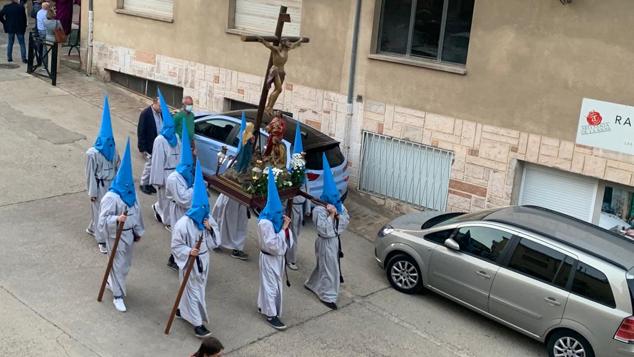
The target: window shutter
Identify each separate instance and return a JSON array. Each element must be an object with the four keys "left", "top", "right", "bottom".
[
  {"left": 124, "top": 0, "right": 174, "bottom": 17},
  {"left": 234, "top": 0, "right": 302, "bottom": 36}
]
